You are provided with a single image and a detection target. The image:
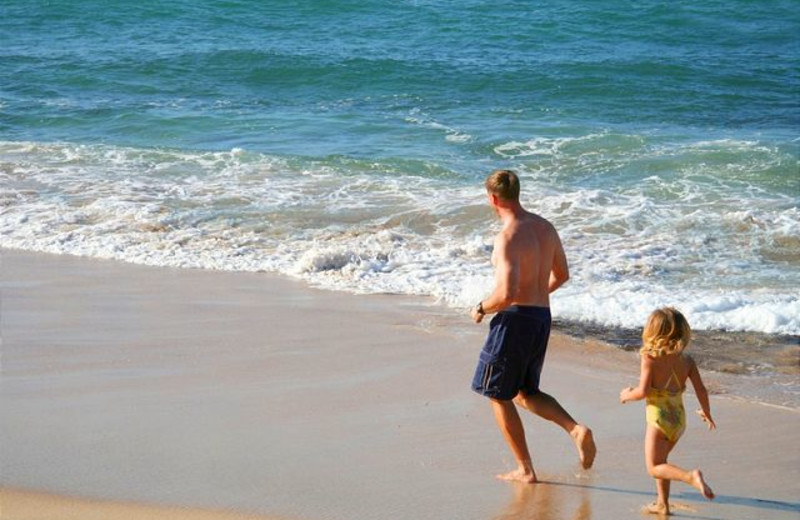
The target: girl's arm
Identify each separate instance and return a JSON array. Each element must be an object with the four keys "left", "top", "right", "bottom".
[
  {"left": 620, "top": 354, "right": 653, "bottom": 403},
  {"left": 688, "top": 356, "right": 716, "bottom": 430}
]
